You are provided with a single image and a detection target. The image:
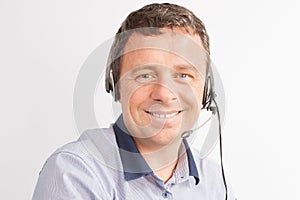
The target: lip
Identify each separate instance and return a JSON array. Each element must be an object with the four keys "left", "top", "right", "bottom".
[{"left": 145, "top": 110, "right": 182, "bottom": 119}]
